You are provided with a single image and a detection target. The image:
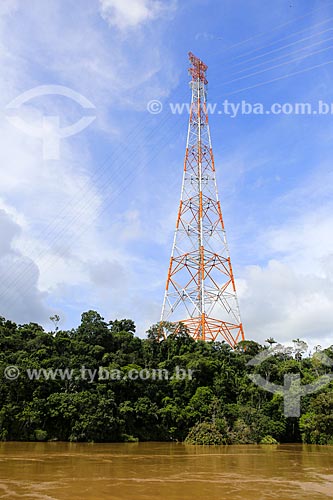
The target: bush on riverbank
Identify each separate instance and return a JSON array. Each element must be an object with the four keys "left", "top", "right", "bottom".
[
  {"left": 185, "top": 422, "right": 226, "bottom": 445},
  {"left": 260, "top": 435, "right": 279, "bottom": 445}
]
